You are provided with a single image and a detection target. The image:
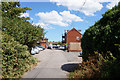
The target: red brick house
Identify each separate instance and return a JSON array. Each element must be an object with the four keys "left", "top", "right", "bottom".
[
  {"left": 40, "top": 35, "right": 48, "bottom": 48},
  {"left": 62, "top": 28, "right": 82, "bottom": 52}
]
